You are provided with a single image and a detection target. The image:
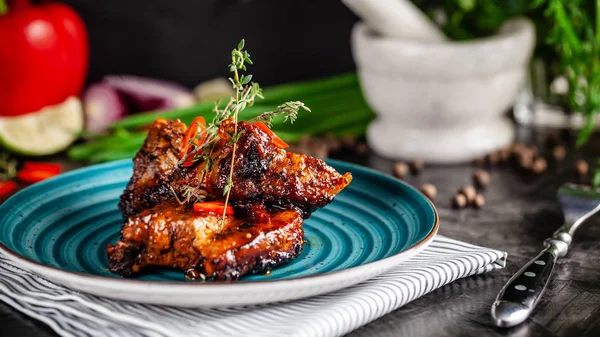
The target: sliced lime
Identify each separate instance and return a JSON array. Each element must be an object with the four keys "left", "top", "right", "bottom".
[{"left": 0, "top": 97, "right": 84, "bottom": 156}]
